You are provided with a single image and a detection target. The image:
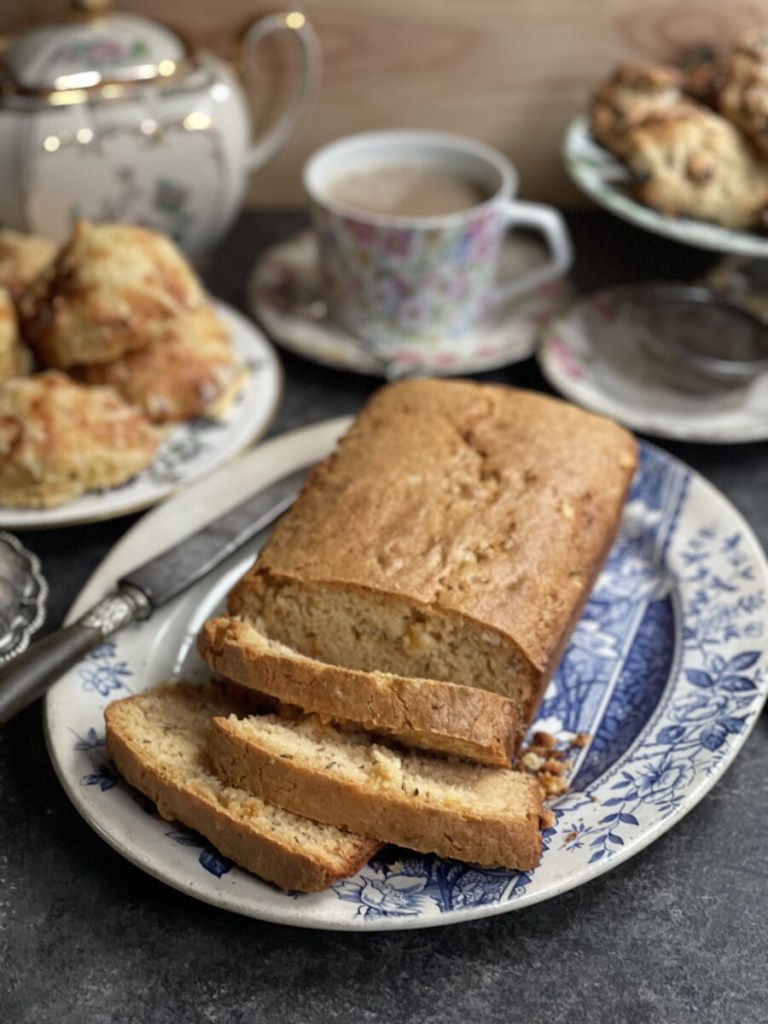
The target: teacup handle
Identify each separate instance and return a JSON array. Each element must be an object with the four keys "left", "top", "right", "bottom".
[
  {"left": 240, "top": 11, "right": 322, "bottom": 173},
  {"left": 492, "top": 201, "right": 573, "bottom": 308}
]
